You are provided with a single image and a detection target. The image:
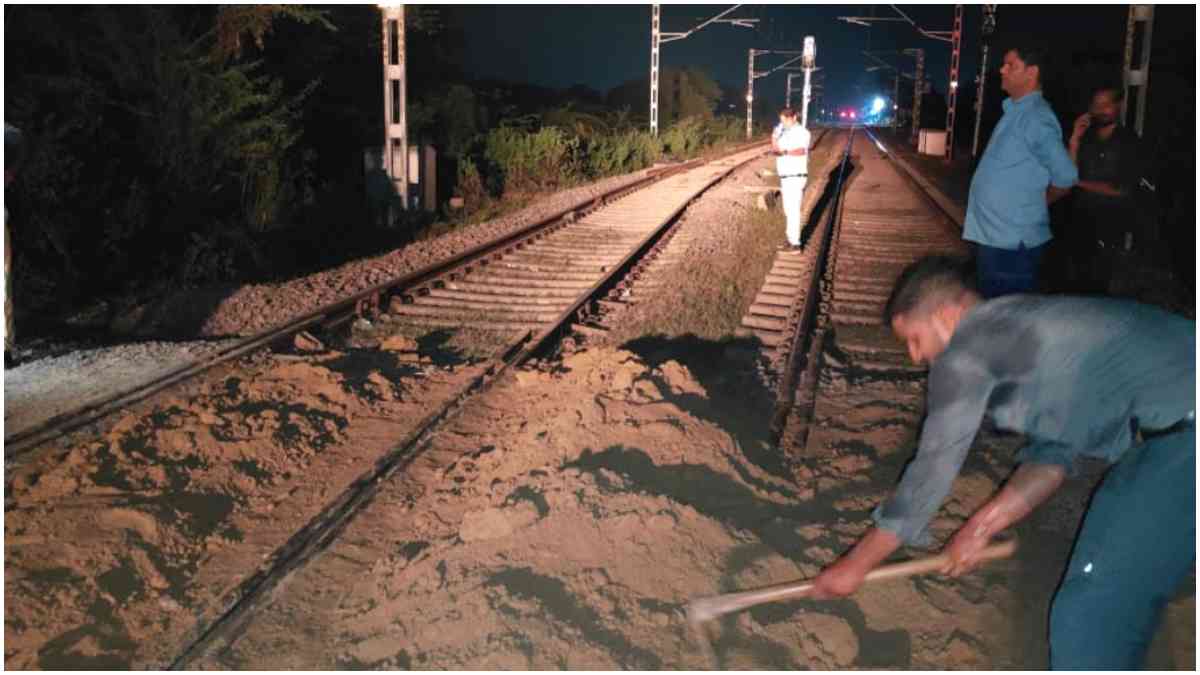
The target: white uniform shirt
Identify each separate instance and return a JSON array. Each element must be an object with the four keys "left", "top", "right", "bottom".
[{"left": 775, "top": 124, "right": 811, "bottom": 178}]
